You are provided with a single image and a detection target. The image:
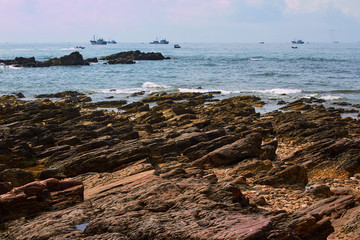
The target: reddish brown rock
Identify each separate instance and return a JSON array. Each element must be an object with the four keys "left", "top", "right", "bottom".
[
  {"left": 0, "top": 93, "right": 358, "bottom": 240},
  {"left": 0, "top": 178, "right": 83, "bottom": 222}
]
